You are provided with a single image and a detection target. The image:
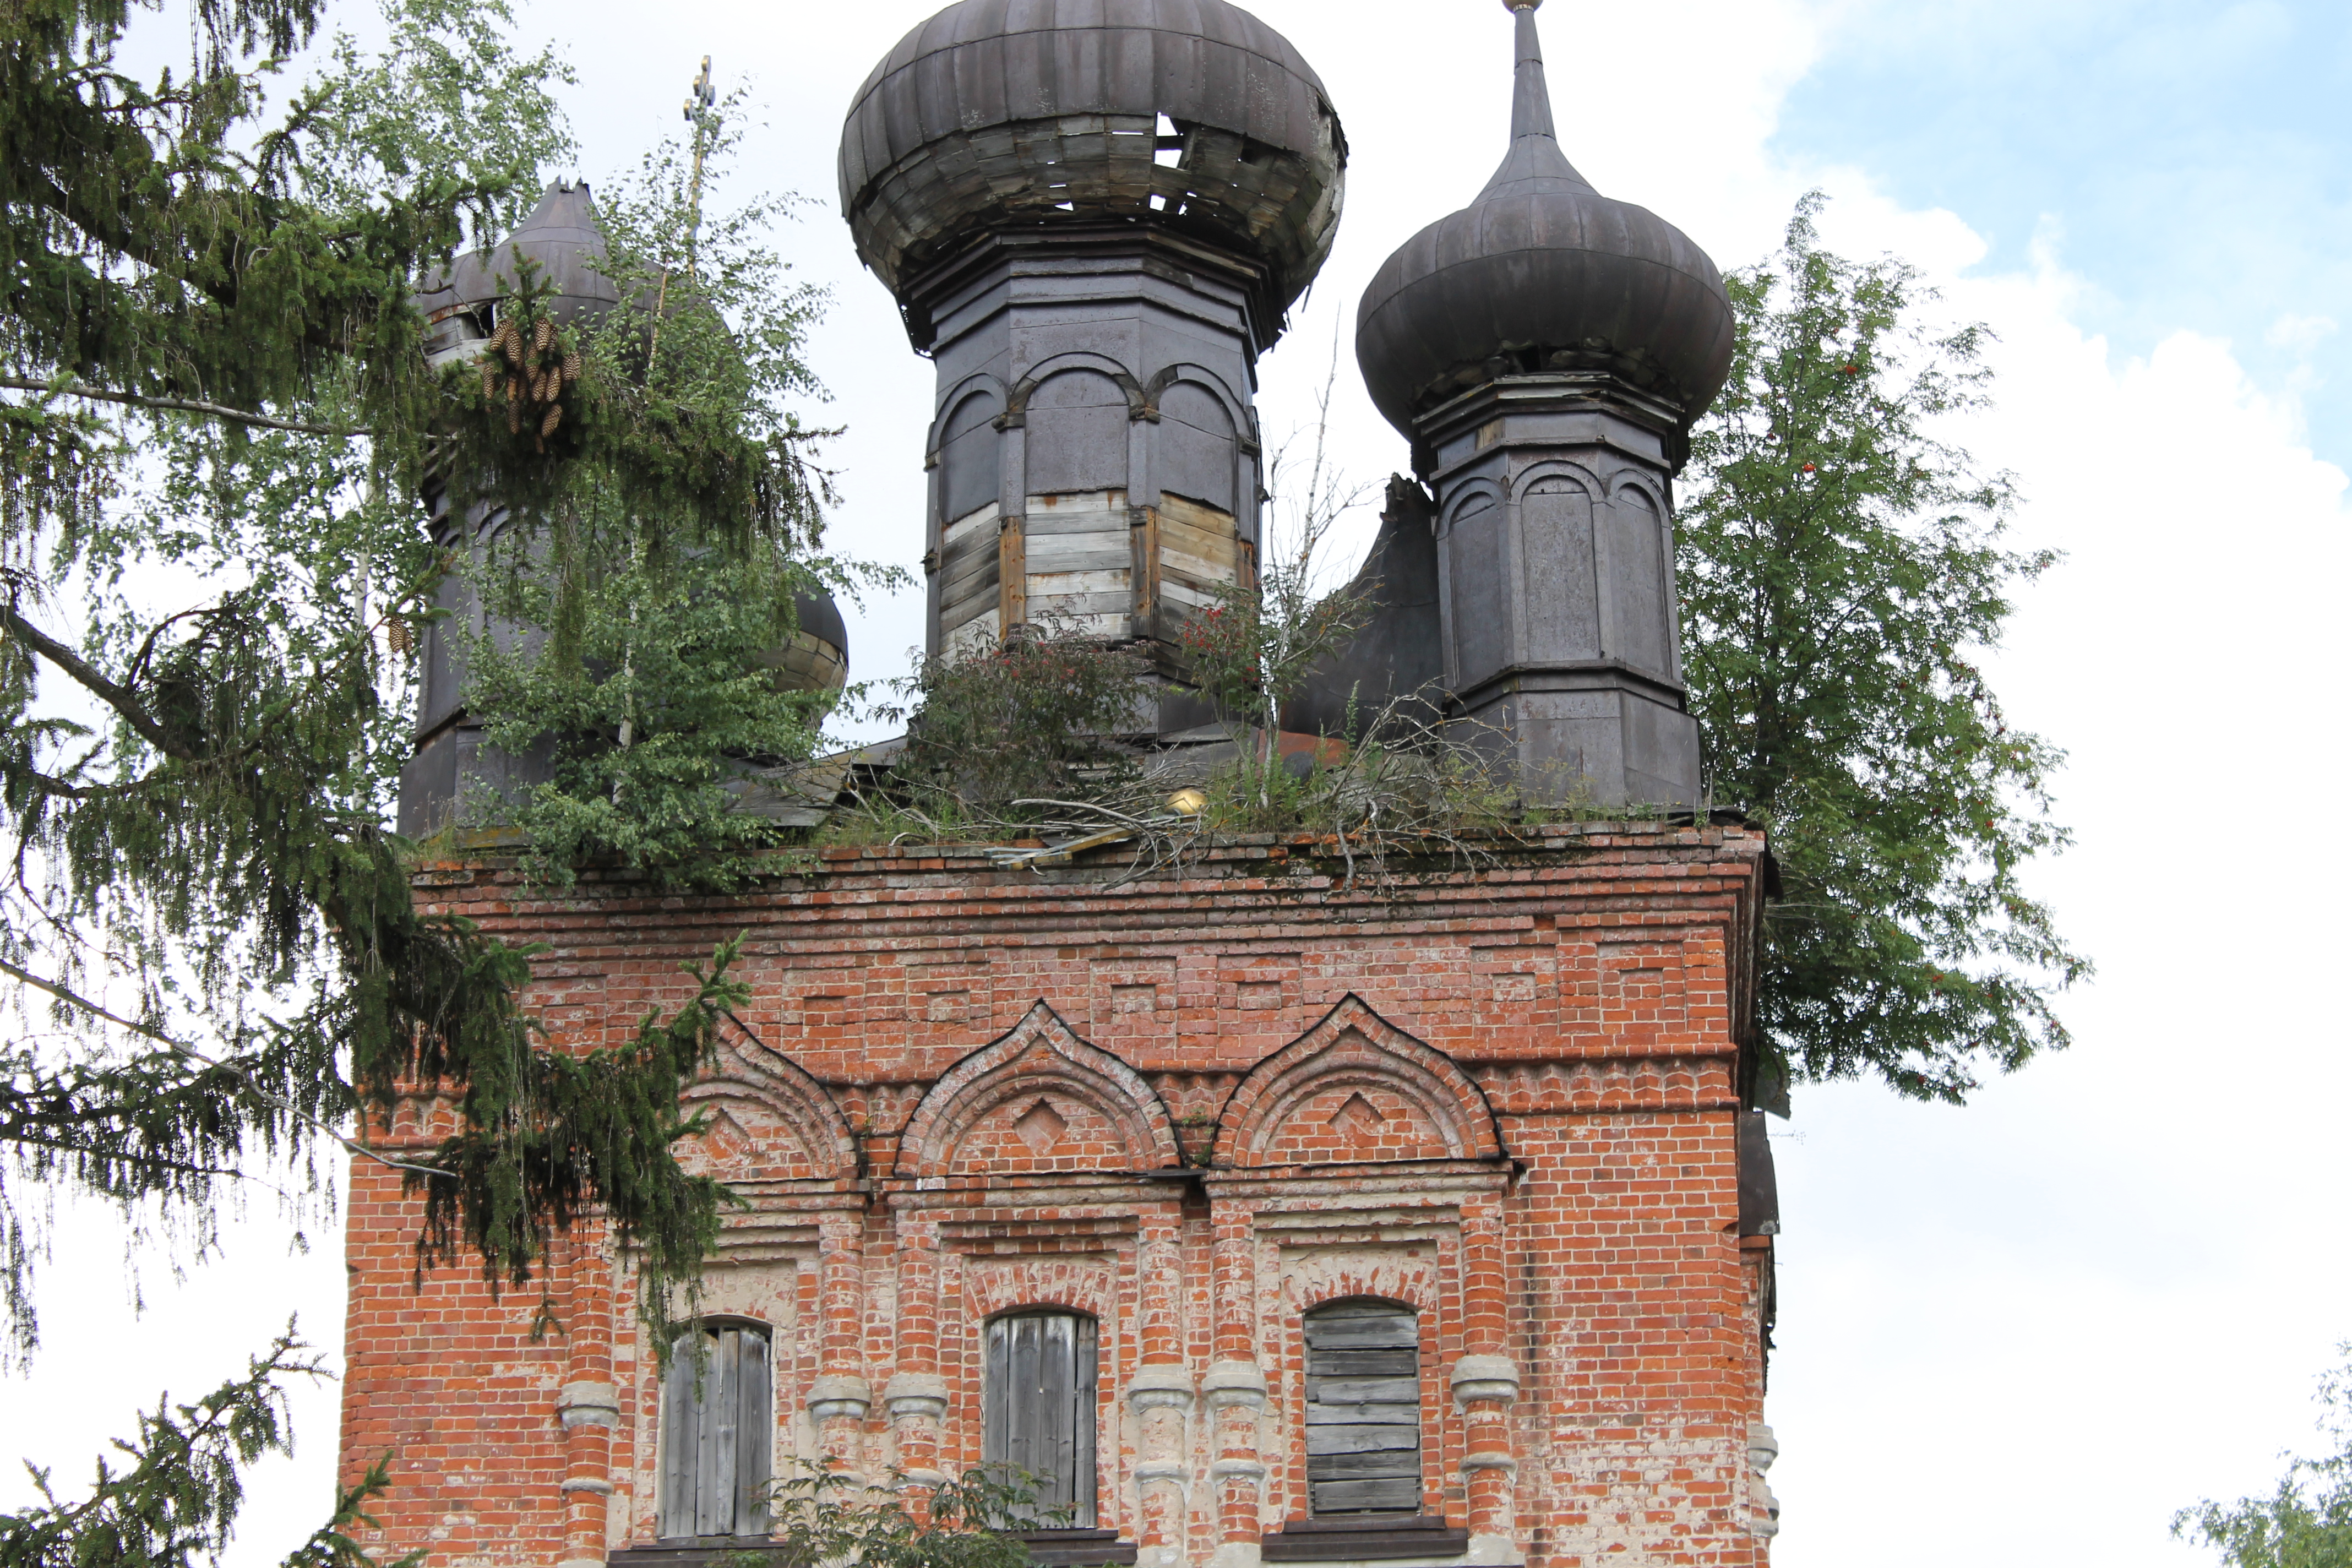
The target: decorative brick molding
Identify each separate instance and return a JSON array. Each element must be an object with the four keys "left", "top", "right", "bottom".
[
  {"left": 1212, "top": 996, "right": 1503, "bottom": 1167},
  {"left": 675, "top": 1020, "right": 859, "bottom": 1182},
  {"left": 345, "top": 825, "right": 1774, "bottom": 1568},
  {"left": 897, "top": 1001, "right": 1182, "bottom": 1179}
]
